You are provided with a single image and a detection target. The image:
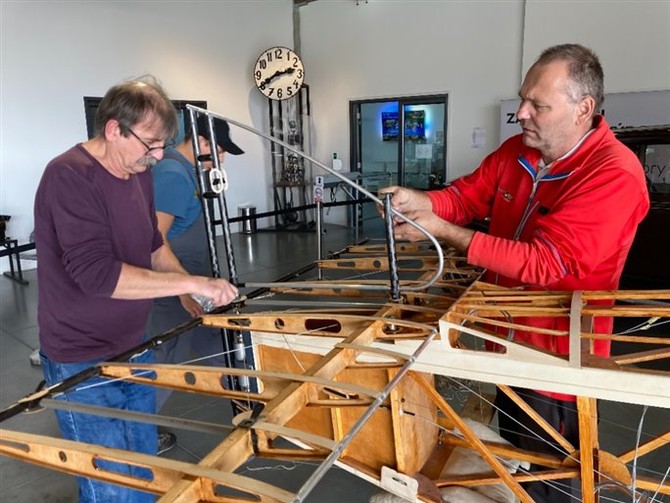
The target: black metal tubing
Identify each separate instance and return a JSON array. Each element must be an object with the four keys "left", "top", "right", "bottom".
[
  {"left": 382, "top": 194, "right": 401, "bottom": 302},
  {"left": 187, "top": 109, "right": 239, "bottom": 393}
]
